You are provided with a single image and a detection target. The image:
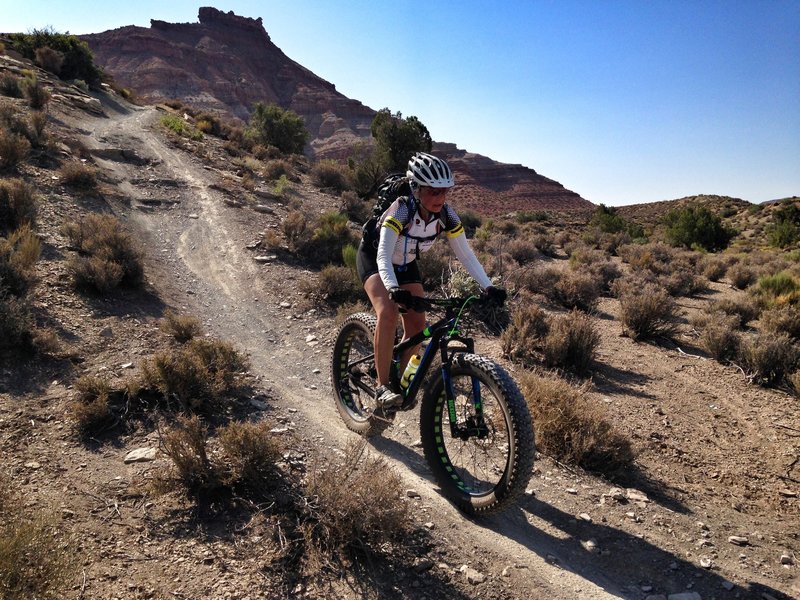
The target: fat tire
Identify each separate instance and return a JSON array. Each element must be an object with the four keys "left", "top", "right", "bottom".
[
  {"left": 330, "top": 313, "right": 394, "bottom": 437},
  {"left": 420, "top": 353, "right": 535, "bottom": 515}
]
